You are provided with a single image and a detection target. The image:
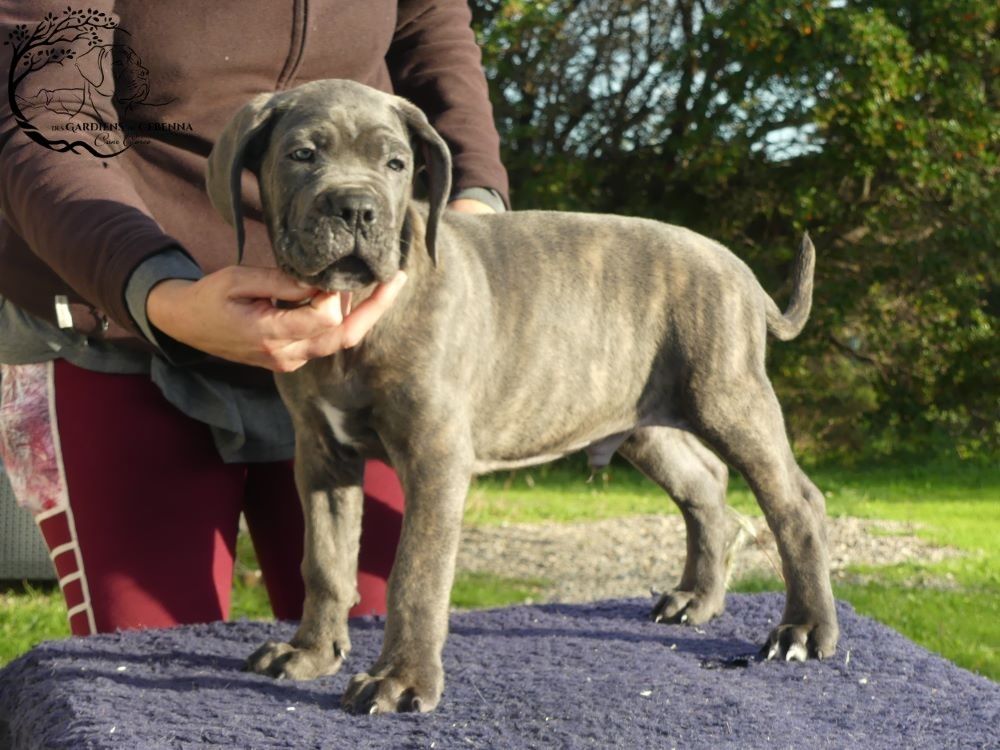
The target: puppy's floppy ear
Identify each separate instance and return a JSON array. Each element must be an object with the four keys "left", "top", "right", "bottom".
[
  {"left": 395, "top": 98, "right": 452, "bottom": 266},
  {"left": 206, "top": 92, "right": 282, "bottom": 263}
]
